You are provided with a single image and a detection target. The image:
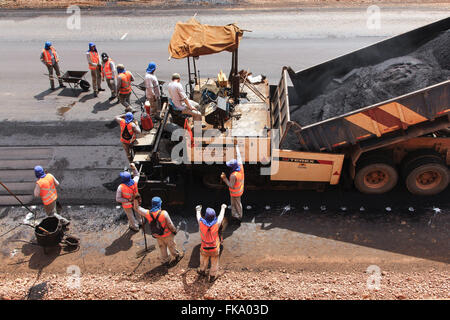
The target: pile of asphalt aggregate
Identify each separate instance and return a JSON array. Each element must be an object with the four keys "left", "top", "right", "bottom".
[{"left": 290, "top": 30, "right": 450, "bottom": 128}]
